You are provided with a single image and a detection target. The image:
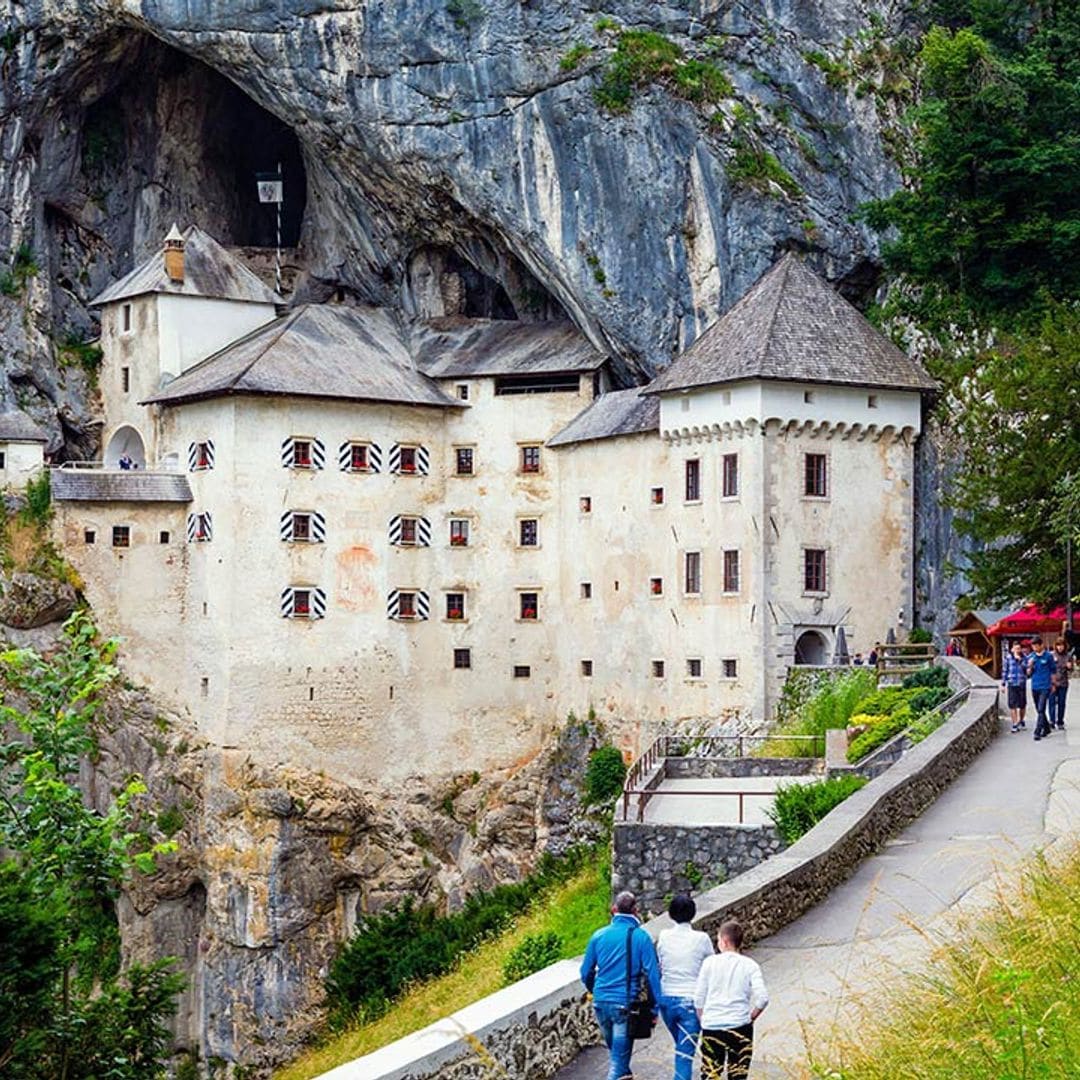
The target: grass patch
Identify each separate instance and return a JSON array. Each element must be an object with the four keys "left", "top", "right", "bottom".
[
  {"left": 728, "top": 143, "right": 803, "bottom": 198},
  {"left": 758, "top": 668, "right": 876, "bottom": 758},
  {"left": 274, "top": 858, "right": 610, "bottom": 1080},
  {"left": 560, "top": 43, "right": 593, "bottom": 71},
  {"left": 810, "top": 841, "right": 1080, "bottom": 1078}
]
